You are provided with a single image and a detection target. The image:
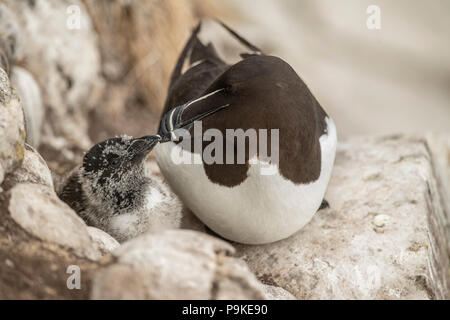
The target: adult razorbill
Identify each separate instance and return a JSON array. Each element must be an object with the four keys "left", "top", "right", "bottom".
[{"left": 155, "top": 21, "right": 337, "bottom": 244}]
